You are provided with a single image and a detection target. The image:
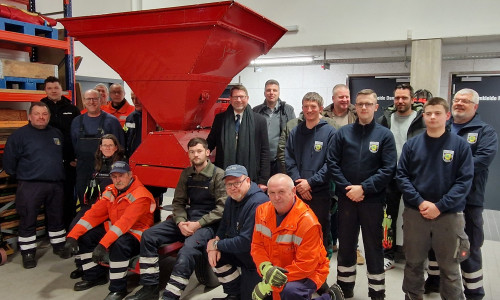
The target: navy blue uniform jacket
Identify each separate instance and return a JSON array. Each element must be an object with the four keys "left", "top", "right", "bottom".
[
  {"left": 285, "top": 119, "right": 336, "bottom": 194},
  {"left": 327, "top": 119, "right": 396, "bottom": 203},
  {"left": 397, "top": 131, "right": 474, "bottom": 213},
  {"left": 216, "top": 182, "right": 268, "bottom": 254},
  {"left": 450, "top": 114, "right": 498, "bottom": 207}
]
